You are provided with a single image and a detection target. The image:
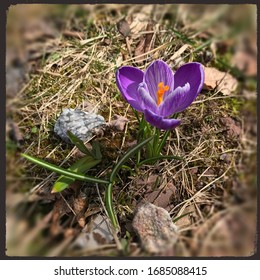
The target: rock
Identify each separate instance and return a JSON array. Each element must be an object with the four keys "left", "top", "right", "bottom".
[
  {"left": 132, "top": 202, "right": 178, "bottom": 253},
  {"left": 54, "top": 108, "right": 105, "bottom": 143},
  {"left": 70, "top": 215, "right": 114, "bottom": 251}
]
